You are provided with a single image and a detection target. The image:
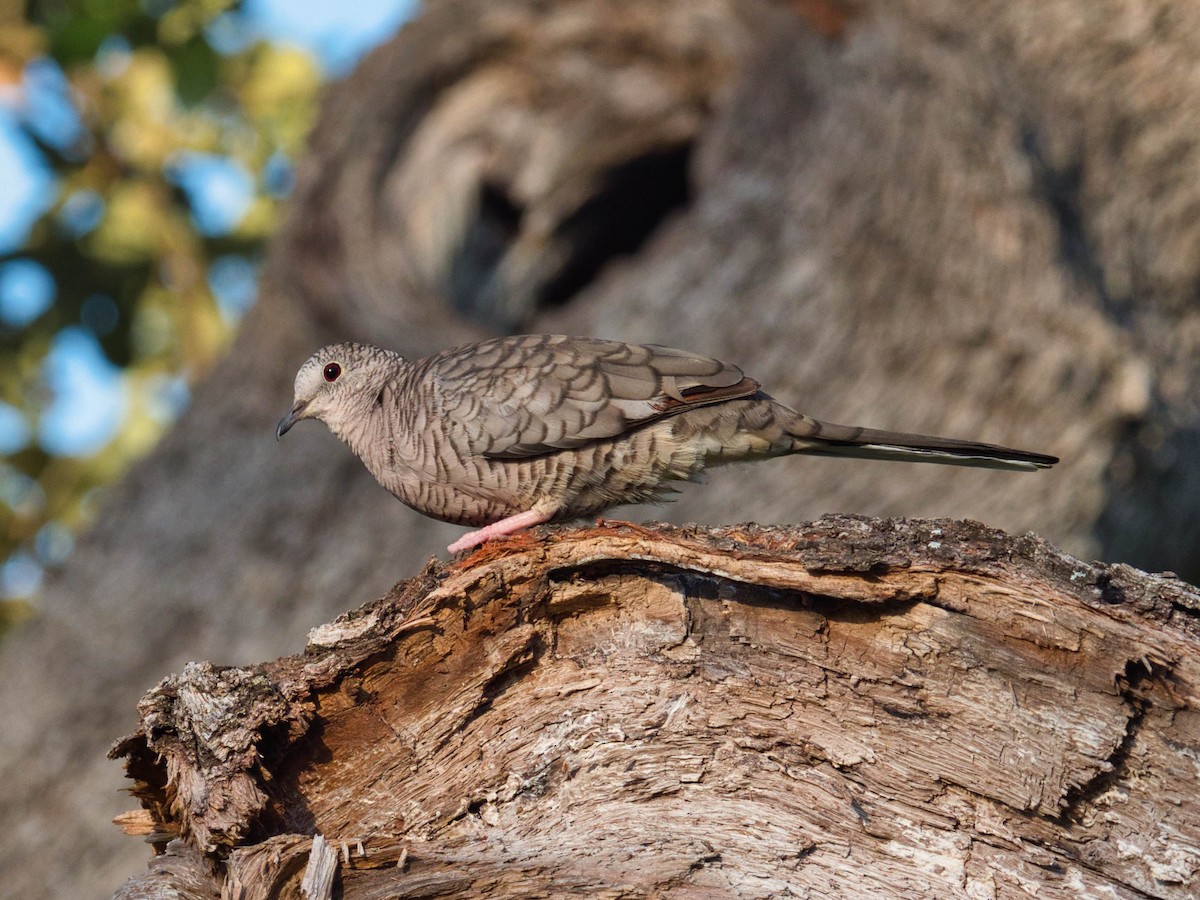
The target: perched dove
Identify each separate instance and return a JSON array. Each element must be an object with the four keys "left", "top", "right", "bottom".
[{"left": 277, "top": 335, "right": 1057, "bottom": 553}]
